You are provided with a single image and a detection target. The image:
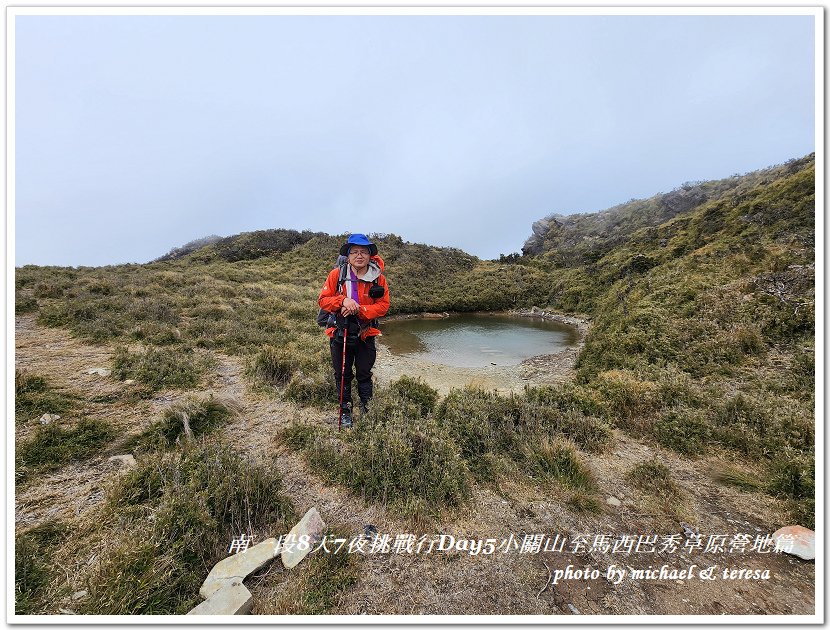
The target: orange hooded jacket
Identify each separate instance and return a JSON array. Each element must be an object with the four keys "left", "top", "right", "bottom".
[{"left": 318, "top": 254, "right": 390, "bottom": 340}]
